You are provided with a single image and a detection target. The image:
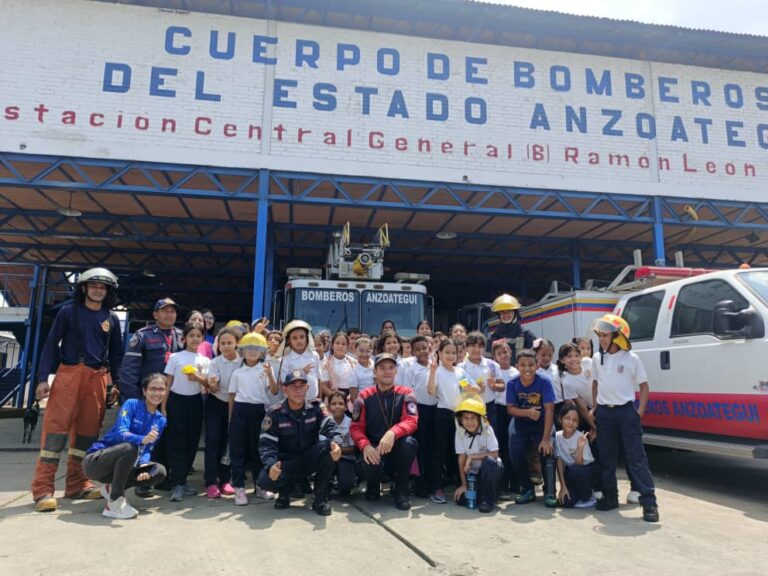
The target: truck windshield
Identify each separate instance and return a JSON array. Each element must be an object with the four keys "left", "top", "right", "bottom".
[
  {"left": 286, "top": 288, "right": 360, "bottom": 334},
  {"left": 739, "top": 271, "right": 768, "bottom": 306},
  {"left": 361, "top": 291, "right": 425, "bottom": 337}
]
